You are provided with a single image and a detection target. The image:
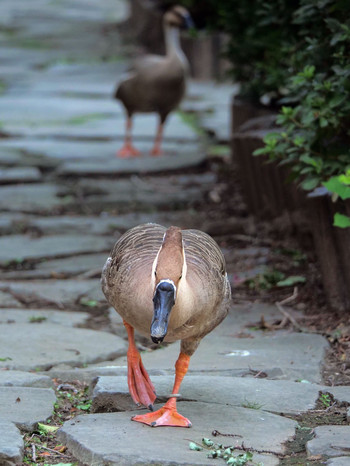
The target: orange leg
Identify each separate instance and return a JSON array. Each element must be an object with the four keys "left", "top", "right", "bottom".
[
  {"left": 132, "top": 352, "right": 191, "bottom": 427},
  {"left": 150, "top": 122, "right": 164, "bottom": 156},
  {"left": 124, "top": 320, "right": 156, "bottom": 409},
  {"left": 117, "top": 117, "right": 140, "bottom": 158}
]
